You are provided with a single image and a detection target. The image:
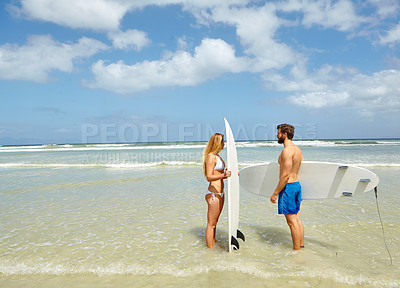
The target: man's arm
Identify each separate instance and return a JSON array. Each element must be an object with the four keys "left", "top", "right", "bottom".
[{"left": 270, "top": 149, "right": 292, "bottom": 203}]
